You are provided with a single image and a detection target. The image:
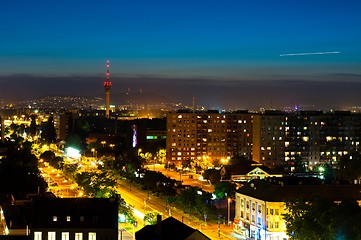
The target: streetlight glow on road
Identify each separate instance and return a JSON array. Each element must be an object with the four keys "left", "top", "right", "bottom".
[{"left": 133, "top": 208, "right": 145, "bottom": 219}]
